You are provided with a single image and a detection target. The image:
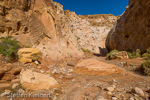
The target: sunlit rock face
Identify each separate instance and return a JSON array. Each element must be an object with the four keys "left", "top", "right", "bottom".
[
  {"left": 61, "top": 11, "right": 117, "bottom": 53},
  {"left": 0, "top": 0, "right": 85, "bottom": 64},
  {"left": 106, "top": 0, "right": 150, "bottom": 52},
  {"left": 0, "top": 0, "right": 117, "bottom": 64}
]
